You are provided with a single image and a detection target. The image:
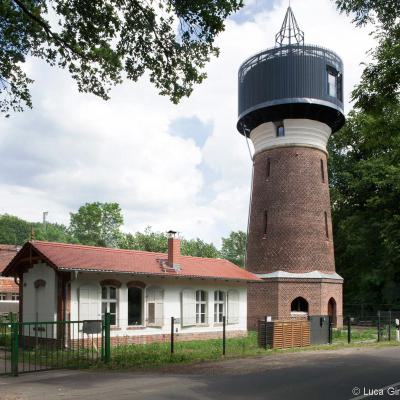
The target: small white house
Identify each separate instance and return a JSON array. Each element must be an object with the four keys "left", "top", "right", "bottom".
[{"left": 3, "top": 237, "right": 260, "bottom": 344}]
